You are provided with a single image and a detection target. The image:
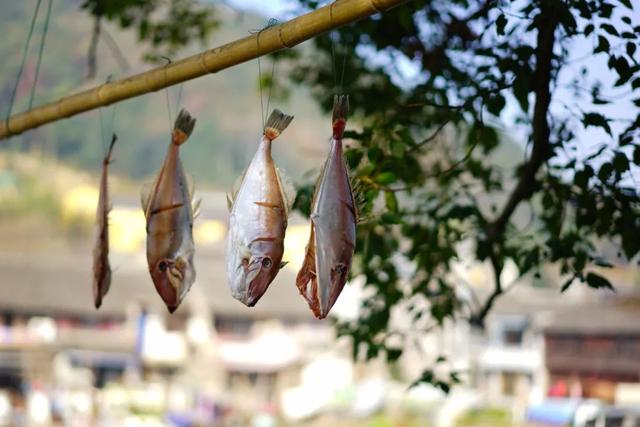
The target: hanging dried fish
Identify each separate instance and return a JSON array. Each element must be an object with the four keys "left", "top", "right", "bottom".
[
  {"left": 93, "top": 134, "right": 117, "bottom": 309},
  {"left": 141, "top": 109, "right": 197, "bottom": 313},
  {"left": 296, "top": 95, "right": 357, "bottom": 319},
  {"left": 226, "top": 109, "right": 295, "bottom": 307}
]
